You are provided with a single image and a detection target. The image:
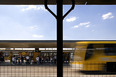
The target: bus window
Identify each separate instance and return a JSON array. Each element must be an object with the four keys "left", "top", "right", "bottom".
[
  {"left": 104, "top": 44, "right": 116, "bottom": 56},
  {"left": 85, "top": 44, "right": 94, "bottom": 60}
]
